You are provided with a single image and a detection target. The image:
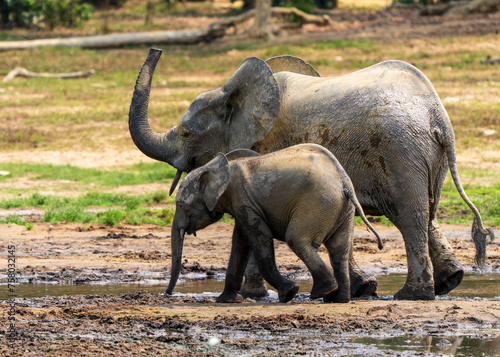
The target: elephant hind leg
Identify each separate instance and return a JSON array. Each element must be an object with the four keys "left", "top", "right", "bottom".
[
  {"left": 392, "top": 210, "right": 435, "bottom": 300},
  {"left": 428, "top": 219, "right": 464, "bottom": 295},
  {"left": 323, "top": 214, "right": 353, "bottom": 303},
  {"left": 285, "top": 225, "right": 338, "bottom": 300}
]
